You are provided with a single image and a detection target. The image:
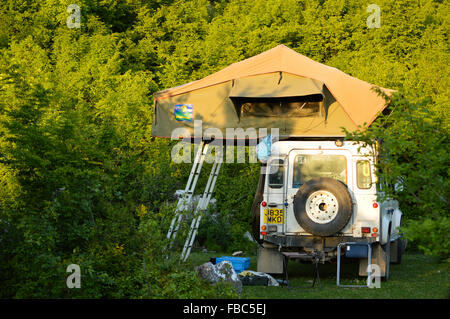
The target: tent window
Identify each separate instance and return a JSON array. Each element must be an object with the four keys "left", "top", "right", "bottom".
[
  {"left": 234, "top": 95, "right": 324, "bottom": 119},
  {"left": 241, "top": 101, "right": 321, "bottom": 117}
]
